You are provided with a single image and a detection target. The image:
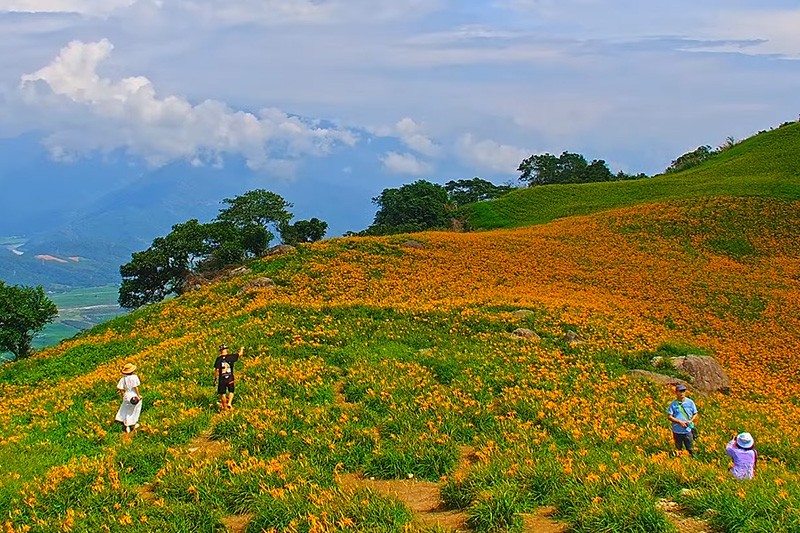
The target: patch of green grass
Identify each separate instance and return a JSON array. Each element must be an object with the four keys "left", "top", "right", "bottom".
[{"left": 464, "top": 122, "right": 800, "bottom": 231}]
